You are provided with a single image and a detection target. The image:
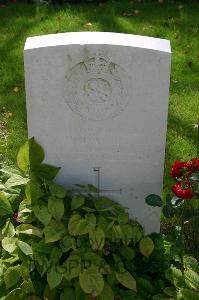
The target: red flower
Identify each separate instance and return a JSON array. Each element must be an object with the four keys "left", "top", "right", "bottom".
[
  {"left": 170, "top": 161, "right": 191, "bottom": 178},
  {"left": 172, "top": 182, "right": 194, "bottom": 199},
  {"left": 192, "top": 158, "right": 199, "bottom": 171}
]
